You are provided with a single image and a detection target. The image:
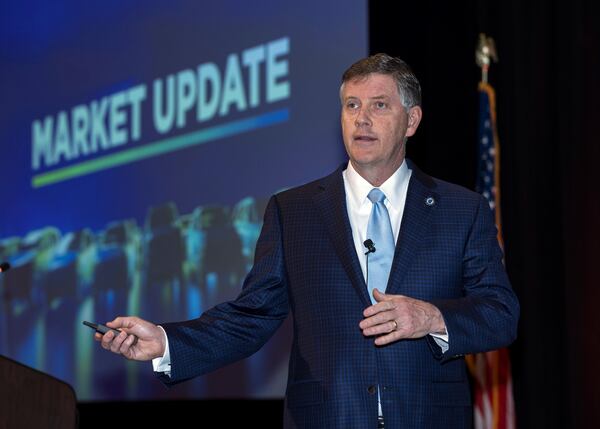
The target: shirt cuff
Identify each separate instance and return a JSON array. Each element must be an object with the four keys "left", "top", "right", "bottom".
[
  {"left": 429, "top": 332, "right": 449, "bottom": 353},
  {"left": 151, "top": 325, "right": 171, "bottom": 376}
]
